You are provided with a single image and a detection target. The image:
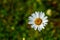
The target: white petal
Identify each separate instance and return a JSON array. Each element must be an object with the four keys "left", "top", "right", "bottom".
[
  {"left": 28, "top": 16, "right": 34, "bottom": 21},
  {"left": 31, "top": 13, "right": 36, "bottom": 19},
  {"left": 40, "top": 24, "right": 44, "bottom": 29},
  {"left": 38, "top": 27, "right": 42, "bottom": 31},
  {"left": 31, "top": 24, "right": 38, "bottom": 30},
  {"left": 43, "top": 16, "right": 48, "bottom": 21},
  {"left": 43, "top": 22, "right": 47, "bottom": 26},
  {"left": 38, "top": 24, "right": 44, "bottom": 31},
  {"left": 42, "top": 13, "right": 45, "bottom": 17},
  {"left": 43, "top": 20, "right": 48, "bottom": 23},
  {"left": 40, "top": 13, "right": 45, "bottom": 19},
  {"left": 31, "top": 24, "right": 35, "bottom": 28},
  {"left": 28, "top": 21, "right": 34, "bottom": 24},
  {"left": 35, "top": 12, "right": 39, "bottom": 18},
  {"left": 28, "top": 18, "right": 33, "bottom": 21},
  {"left": 34, "top": 25, "right": 37, "bottom": 30},
  {"left": 29, "top": 16, "right": 33, "bottom": 20},
  {"left": 40, "top": 12, "right": 45, "bottom": 16}
]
